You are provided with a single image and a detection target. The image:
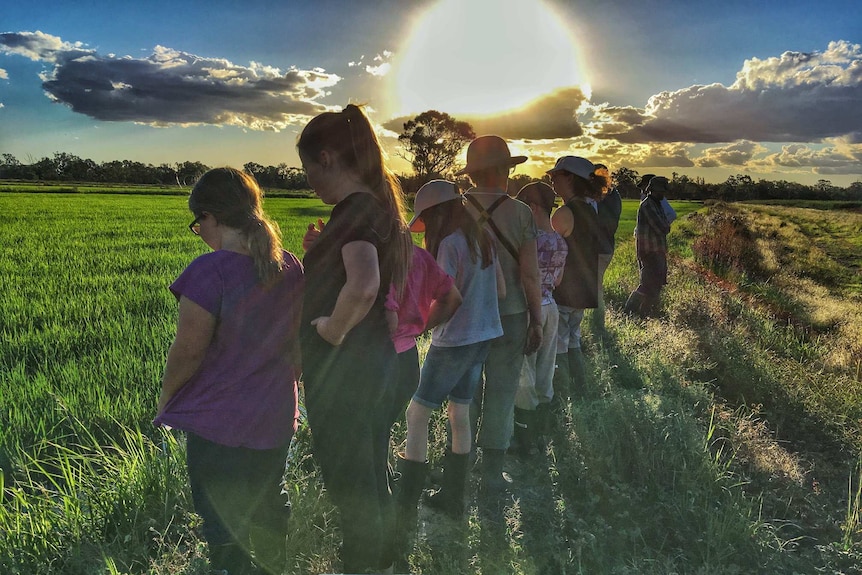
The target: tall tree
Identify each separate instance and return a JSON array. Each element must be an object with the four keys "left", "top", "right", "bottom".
[{"left": 398, "top": 110, "right": 475, "bottom": 179}]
